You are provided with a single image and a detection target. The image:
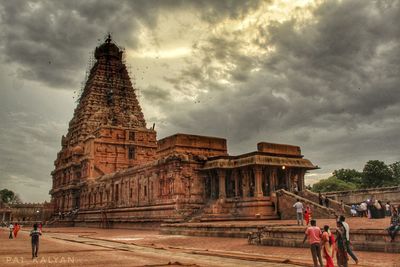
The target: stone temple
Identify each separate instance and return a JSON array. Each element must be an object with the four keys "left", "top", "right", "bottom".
[{"left": 50, "top": 36, "right": 317, "bottom": 227}]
